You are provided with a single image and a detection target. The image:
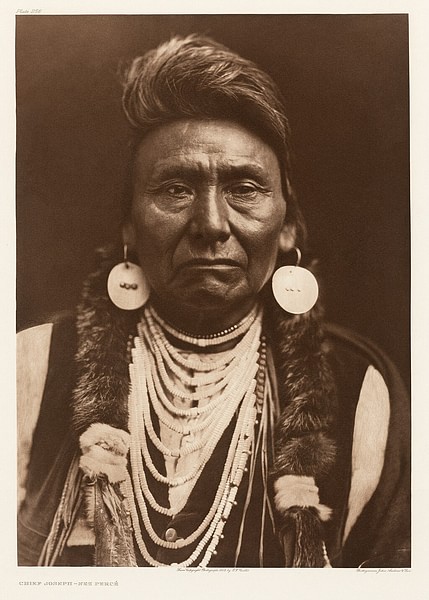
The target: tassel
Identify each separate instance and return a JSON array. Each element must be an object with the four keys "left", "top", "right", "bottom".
[
  {"left": 77, "top": 423, "right": 136, "bottom": 566},
  {"left": 94, "top": 479, "right": 137, "bottom": 566},
  {"left": 81, "top": 479, "right": 96, "bottom": 526},
  {"left": 279, "top": 507, "right": 326, "bottom": 568}
]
